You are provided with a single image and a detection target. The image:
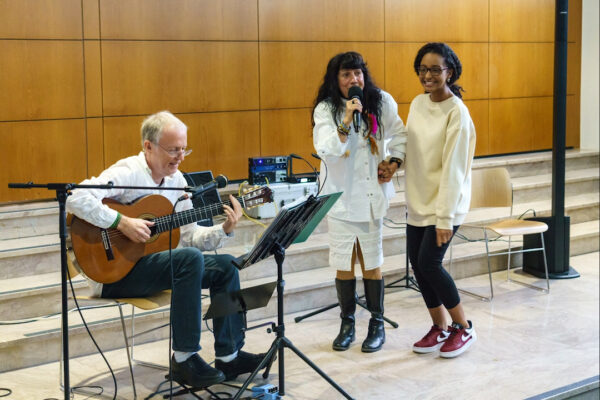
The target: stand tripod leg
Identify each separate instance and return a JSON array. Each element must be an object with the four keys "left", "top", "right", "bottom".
[
  {"left": 282, "top": 337, "right": 355, "bottom": 400},
  {"left": 233, "top": 338, "right": 281, "bottom": 400},
  {"left": 294, "top": 302, "right": 339, "bottom": 323},
  {"left": 355, "top": 301, "right": 399, "bottom": 328}
]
